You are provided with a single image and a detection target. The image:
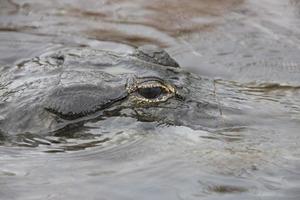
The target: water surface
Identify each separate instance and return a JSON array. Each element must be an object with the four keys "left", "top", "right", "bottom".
[{"left": 1, "top": 0, "right": 300, "bottom": 199}]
